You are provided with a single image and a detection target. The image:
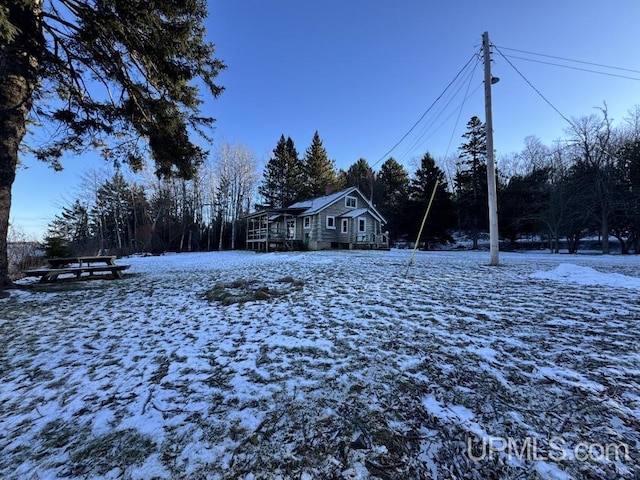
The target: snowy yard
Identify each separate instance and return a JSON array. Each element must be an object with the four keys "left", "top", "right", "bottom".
[{"left": 2, "top": 249, "right": 640, "bottom": 479}]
